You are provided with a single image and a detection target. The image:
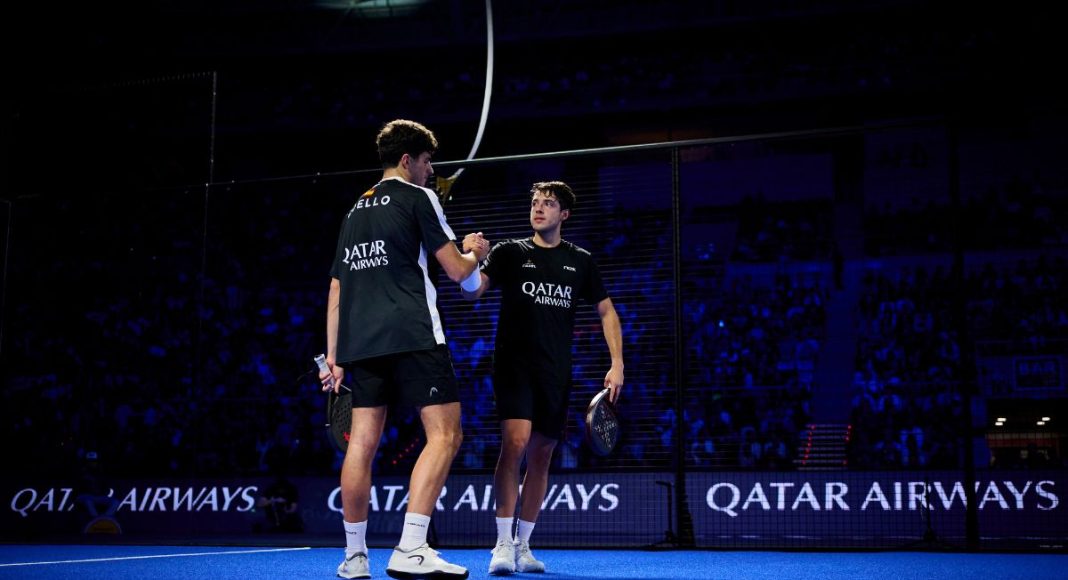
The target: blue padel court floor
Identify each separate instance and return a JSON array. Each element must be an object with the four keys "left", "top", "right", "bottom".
[{"left": 0, "top": 545, "right": 1065, "bottom": 579}]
